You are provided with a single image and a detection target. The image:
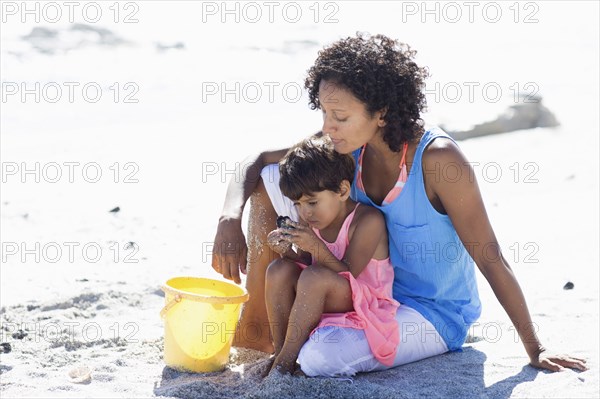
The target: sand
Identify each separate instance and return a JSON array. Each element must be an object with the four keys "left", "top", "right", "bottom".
[{"left": 1, "top": 284, "right": 597, "bottom": 399}]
